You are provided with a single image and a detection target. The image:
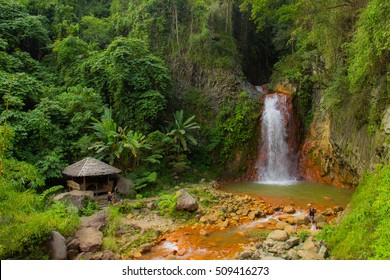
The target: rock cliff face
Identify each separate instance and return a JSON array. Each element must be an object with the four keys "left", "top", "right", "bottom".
[{"left": 299, "top": 100, "right": 390, "bottom": 188}]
